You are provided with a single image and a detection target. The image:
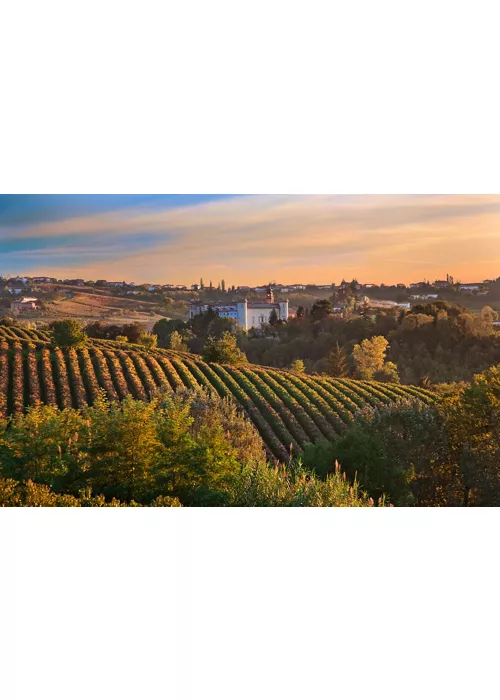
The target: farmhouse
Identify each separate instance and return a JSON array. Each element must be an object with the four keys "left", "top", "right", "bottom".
[
  {"left": 189, "top": 287, "right": 289, "bottom": 331},
  {"left": 10, "top": 296, "right": 39, "bottom": 311},
  {"left": 8, "top": 277, "right": 28, "bottom": 285},
  {"left": 32, "top": 276, "right": 55, "bottom": 284}
]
